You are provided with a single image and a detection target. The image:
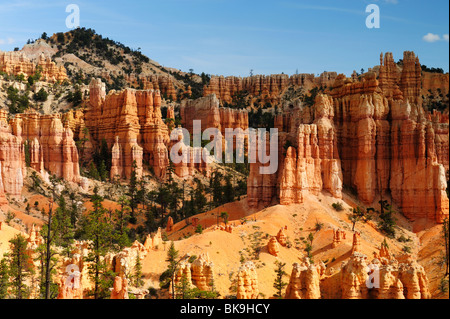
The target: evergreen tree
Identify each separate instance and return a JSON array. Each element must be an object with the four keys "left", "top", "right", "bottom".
[
  {"left": 113, "top": 196, "right": 132, "bottom": 249},
  {"left": 193, "top": 178, "right": 207, "bottom": 214},
  {"left": 84, "top": 187, "right": 116, "bottom": 299},
  {"left": 128, "top": 161, "right": 139, "bottom": 222},
  {"left": 0, "top": 258, "right": 10, "bottom": 299},
  {"left": 37, "top": 178, "right": 75, "bottom": 299},
  {"left": 175, "top": 273, "right": 192, "bottom": 299},
  {"left": 98, "top": 160, "right": 108, "bottom": 181},
  {"left": 220, "top": 212, "right": 229, "bottom": 225},
  {"left": 223, "top": 174, "right": 235, "bottom": 204},
  {"left": 7, "top": 234, "right": 31, "bottom": 299},
  {"left": 273, "top": 260, "right": 288, "bottom": 299},
  {"left": 166, "top": 241, "right": 180, "bottom": 299},
  {"left": 210, "top": 170, "right": 223, "bottom": 207},
  {"left": 134, "top": 253, "right": 144, "bottom": 288}
]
